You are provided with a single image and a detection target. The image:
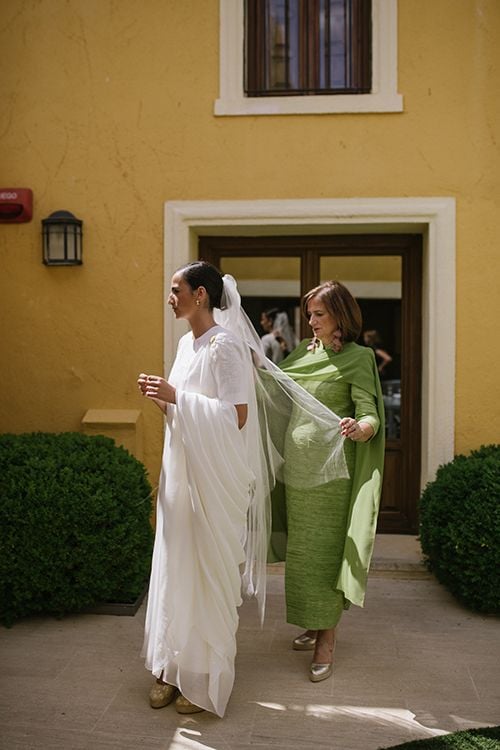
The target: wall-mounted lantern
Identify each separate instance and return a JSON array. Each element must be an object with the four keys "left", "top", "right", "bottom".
[{"left": 42, "top": 210, "right": 83, "bottom": 266}]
